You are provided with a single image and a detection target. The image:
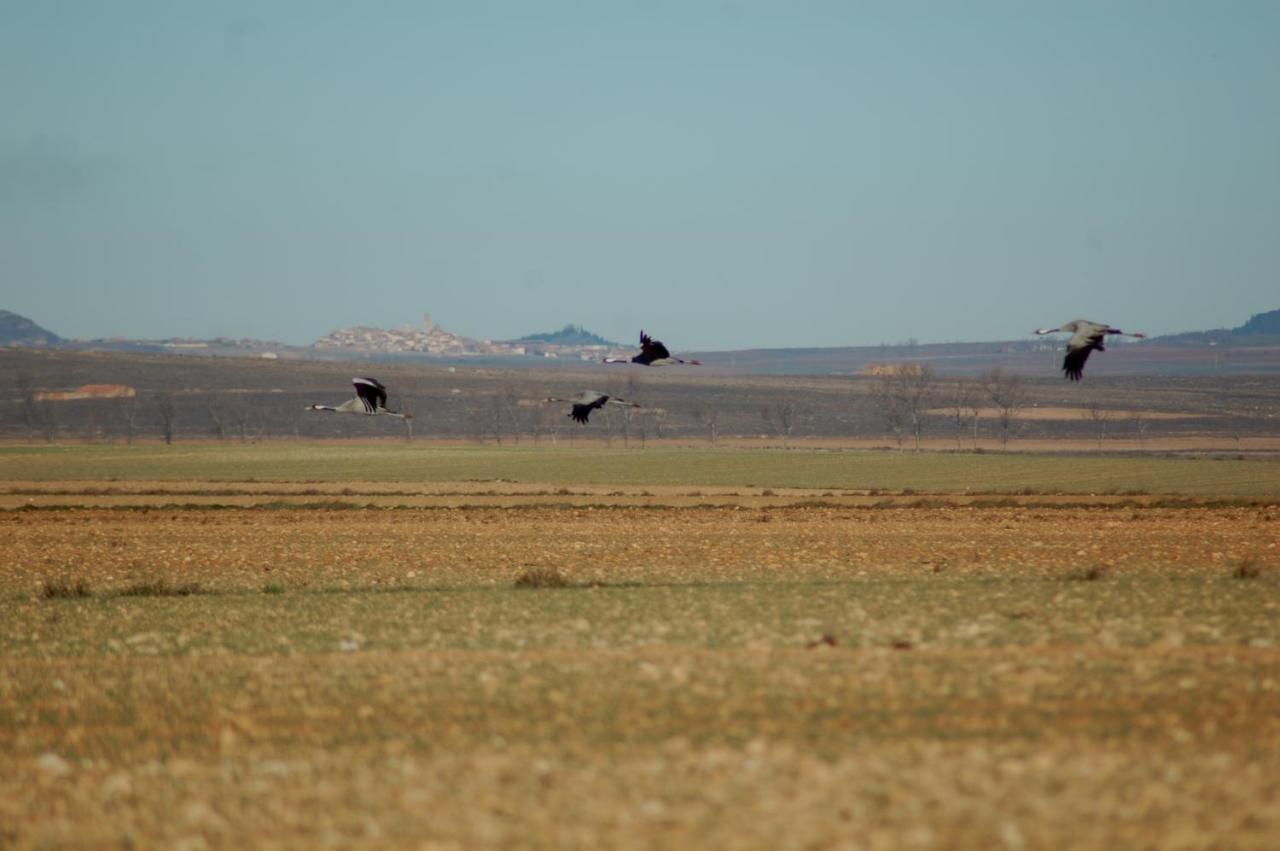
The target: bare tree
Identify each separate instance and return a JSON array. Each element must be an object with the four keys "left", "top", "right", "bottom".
[
  {"left": 206, "top": 403, "right": 229, "bottom": 441},
  {"left": 637, "top": 407, "right": 666, "bottom": 447},
  {"left": 633, "top": 407, "right": 648, "bottom": 448},
  {"left": 981, "top": 368, "right": 1026, "bottom": 450},
  {"left": 514, "top": 398, "right": 555, "bottom": 444},
  {"left": 235, "top": 398, "right": 262, "bottom": 442},
  {"left": 966, "top": 386, "right": 983, "bottom": 449},
  {"left": 624, "top": 374, "right": 645, "bottom": 448},
  {"left": 598, "top": 403, "right": 617, "bottom": 447},
  {"left": 286, "top": 399, "right": 309, "bottom": 441},
  {"left": 529, "top": 401, "right": 562, "bottom": 445},
  {"left": 693, "top": 405, "right": 720, "bottom": 445},
  {"left": 155, "top": 392, "right": 179, "bottom": 445},
  {"left": 476, "top": 396, "right": 504, "bottom": 444},
  {"left": 86, "top": 400, "right": 114, "bottom": 444},
  {"left": 871, "top": 364, "right": 935, "bottom": 451},
  {"left": 119, "top": 395, "right": 141, "bottom": 445},
  {"left": 471, "top": 388, "right": 522, "bottom": 445},
  {"left": 375, "top": 377, "right": 424, "bottom": 443},
  {"left": 602, "top": 374, "right": 644, "bottom": 448},
  {"left": 1085, "top": 399, "right": 1113, "bottom": 450},
  {"left": 1131, "top": 409, "right": 1150, "bottom": 449},
  {"left": 499, "top": 383, "right": 524, "bottom": 445},
  {"left": 16, "top": 373, "right": 57, "bottom": 443},
  {"left": 761, "top": 396, "right": 801, "bottom": 447},
  {"left": 16, "top": 373, "right": 37, "bottom": 443},
  {"left": 947, "top": 378, "right": 977, "bottom": 450}
]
